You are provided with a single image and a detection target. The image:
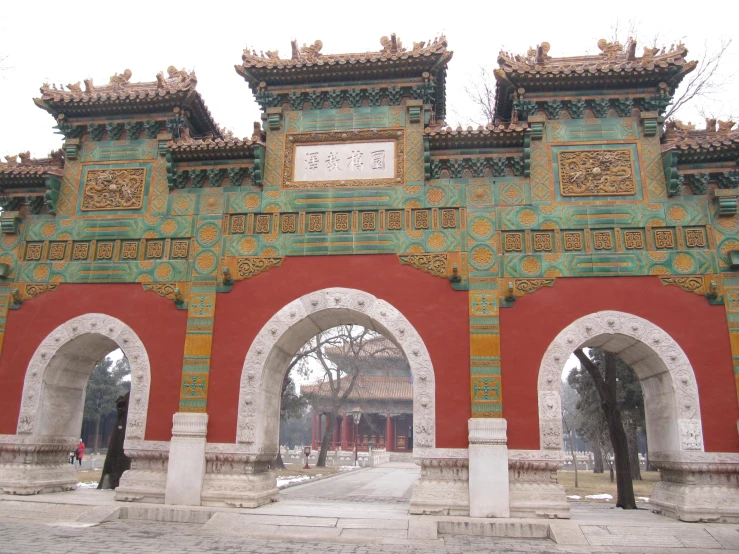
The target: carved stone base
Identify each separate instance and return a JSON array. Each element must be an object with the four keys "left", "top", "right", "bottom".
[
  {"left": 199, "top": 444, "right": 278, "bottom": 508},
  {"left": 165, "top": 413, "right": 208, "bottom": 506},
  {"left": 650, "top": 451, "right": 739, "bottom": 523},
  {"left": 115, "top": 440, "right": 169, "bottom": 504},
  {"left": 508, "top": 450, "right": 569, "bottom": 519},
  {"left": 410, "top": 448, "right": 469, "bottom": 515},
  {"left": 0, "top": 435, "right": 78, "bottom": 495}
]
